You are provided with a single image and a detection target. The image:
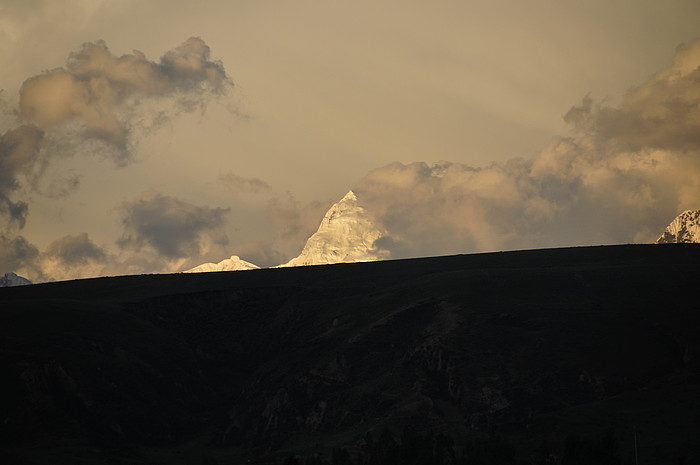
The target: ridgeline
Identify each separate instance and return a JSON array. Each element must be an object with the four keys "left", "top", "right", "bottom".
[{"left": 2, "top": 244, "right": 700, "bottom": 464}]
